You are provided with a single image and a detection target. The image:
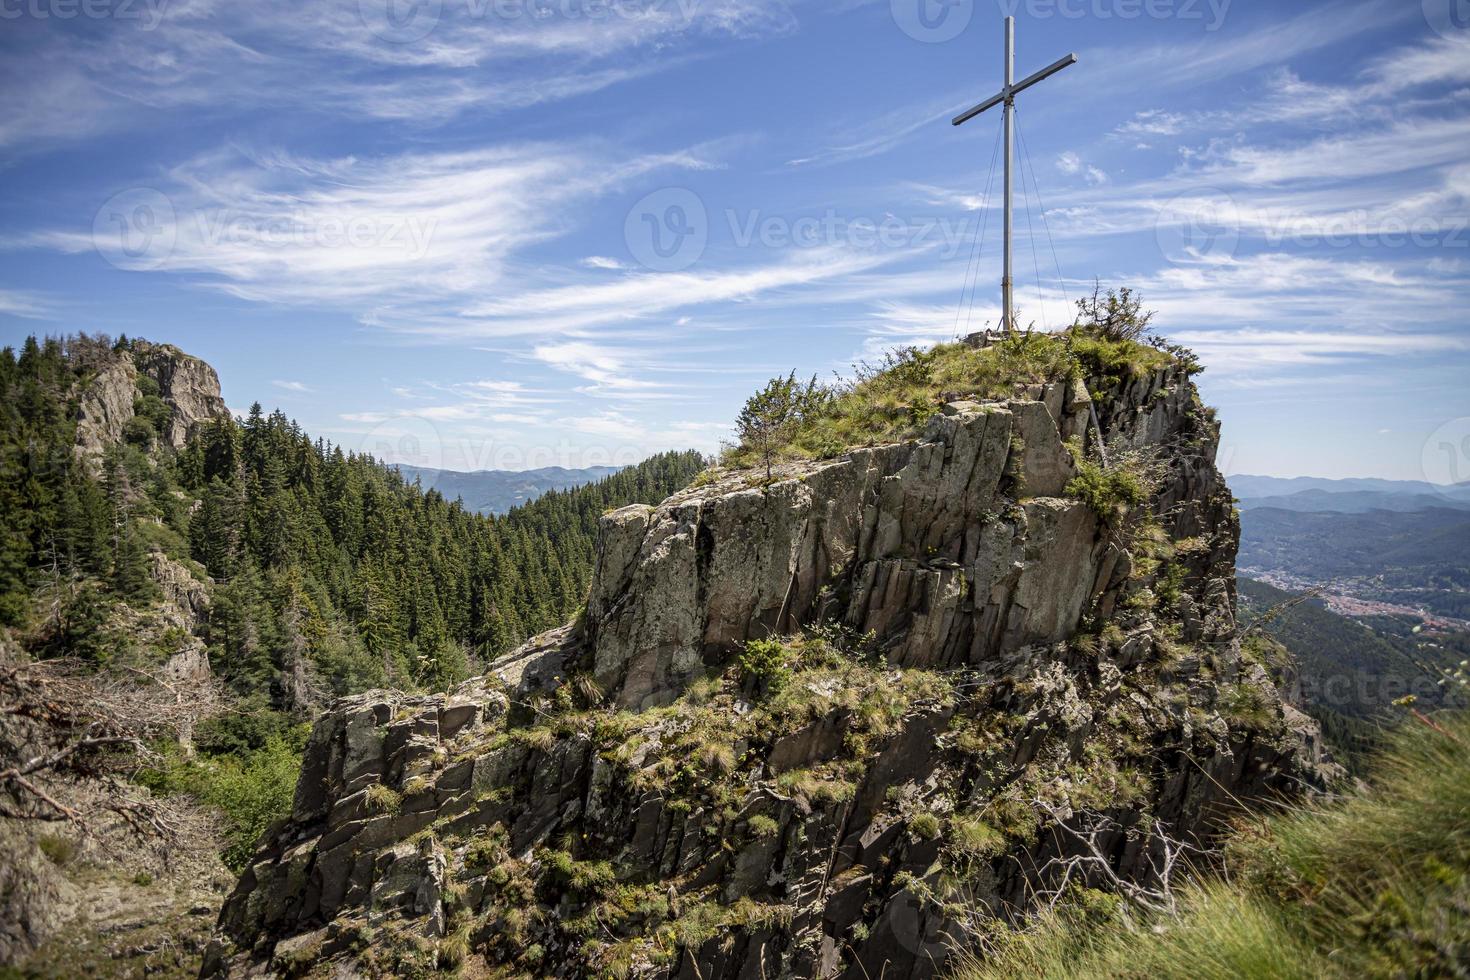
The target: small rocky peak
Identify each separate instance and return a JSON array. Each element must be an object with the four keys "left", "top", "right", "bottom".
[
  {"left": 205, "top": 345, "right": 1332, "bottom": 980},
  {"left": 74, "top": 339, "right": 229, "bottom": 470}
]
